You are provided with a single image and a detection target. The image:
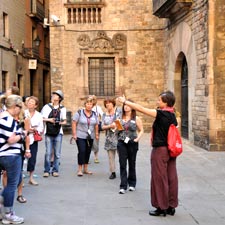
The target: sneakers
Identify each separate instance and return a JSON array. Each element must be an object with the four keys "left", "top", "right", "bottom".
[
  {"left": 52, "top": 172, "right": 59, "bottom": 177},
  {"left": 119, "top": 189, "right": 126, "bottom": 194},
  {"left": 119, "top": 187, "right": 135, "bottom": 194},
  {"left": 2, "top": 212, "right": 24, "bottom": 224},
  {"left": 129, "top": 186, "right": 135, "bottom": 191},
  {"left": 43, "top": 172, "right": 49, "bottom": 178},
  {"left": 43, "top": 172, "right": 59, "bottom": 177}
]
